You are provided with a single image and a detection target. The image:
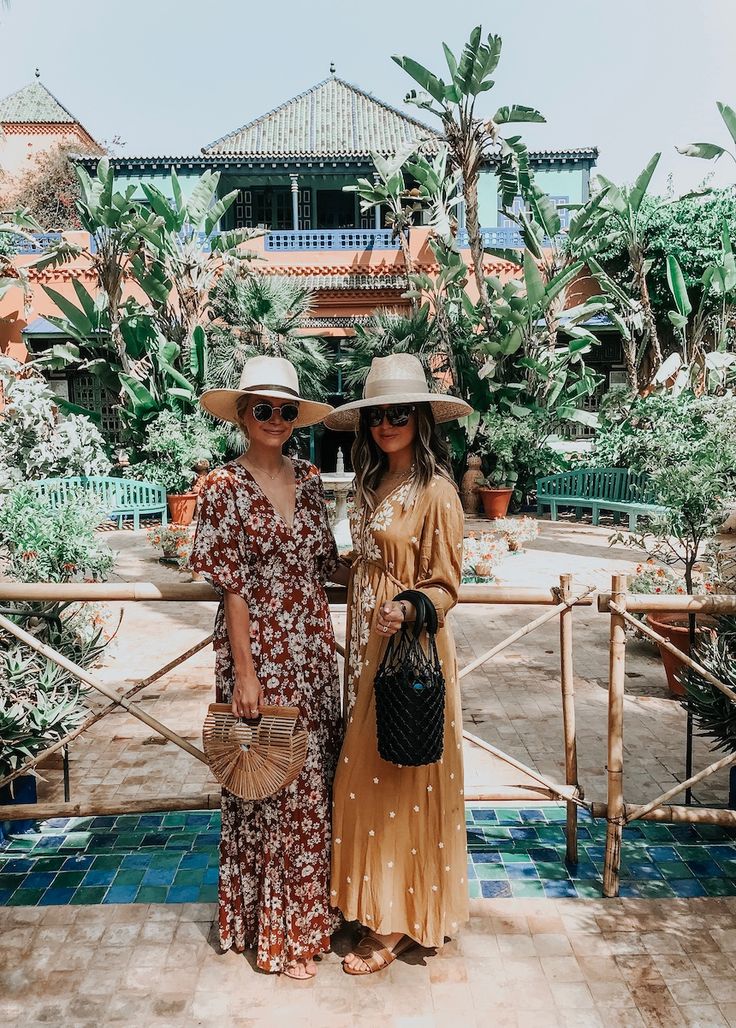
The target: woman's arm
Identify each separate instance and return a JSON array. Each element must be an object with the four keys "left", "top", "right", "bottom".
[{"left": 224, "top": 591, "right": 263, "bottom": 718}]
